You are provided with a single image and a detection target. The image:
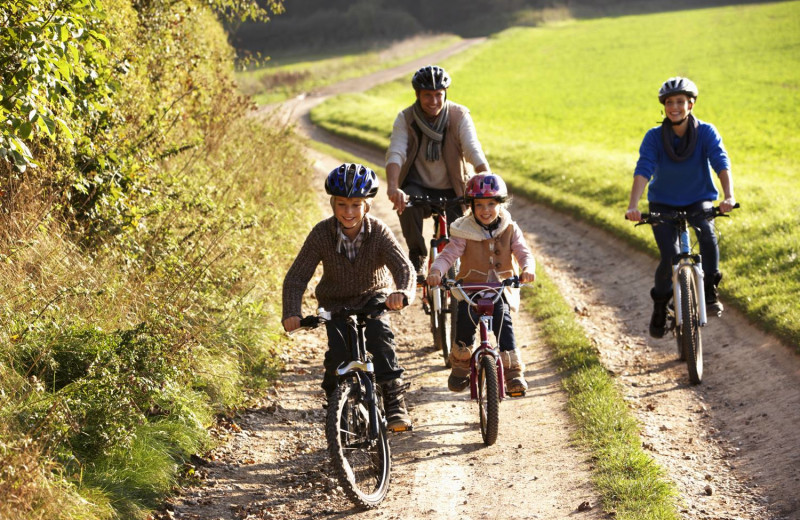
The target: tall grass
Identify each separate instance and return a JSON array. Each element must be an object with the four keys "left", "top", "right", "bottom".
[
  {"left": 311, "top": 1, "right": 800, "bottom": 348},
  {"left": 0, "top": 0, "right": 318, "bottom": 516}
]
